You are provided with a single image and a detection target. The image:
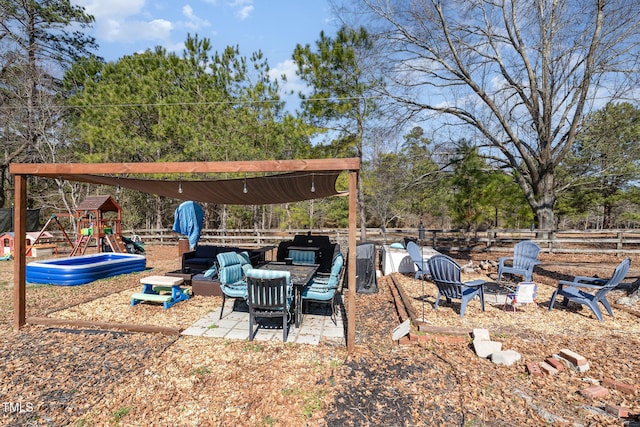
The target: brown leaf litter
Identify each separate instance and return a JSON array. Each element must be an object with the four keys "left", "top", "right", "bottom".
[{"left": 0, "top": 246, "right": 639, "bottom": 426}]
